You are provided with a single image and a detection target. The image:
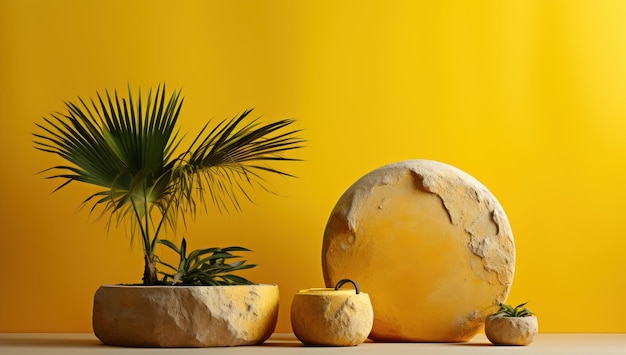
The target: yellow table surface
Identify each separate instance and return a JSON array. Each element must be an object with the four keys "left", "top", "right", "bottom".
[{"left": 1, "top": 333, "right": 625, "bottom": 354}]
